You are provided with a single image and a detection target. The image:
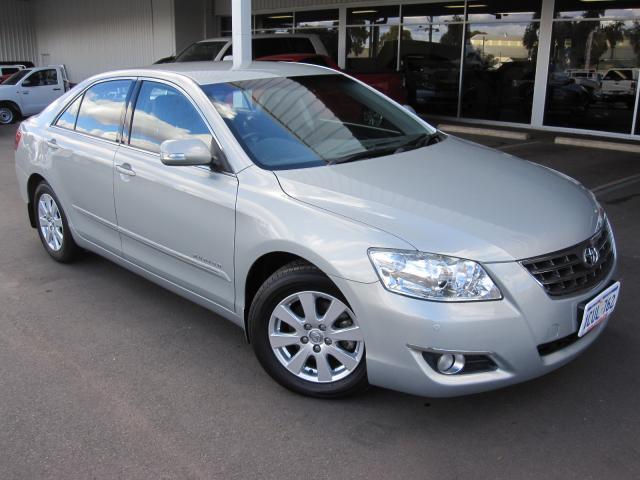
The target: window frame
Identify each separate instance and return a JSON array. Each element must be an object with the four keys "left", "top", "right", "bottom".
[
  {"left": 122, "top": 77, "right": 231, "bottom": 173},
  {"left": 50, "top": 77, "right": 137, "bottom": 145}
]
